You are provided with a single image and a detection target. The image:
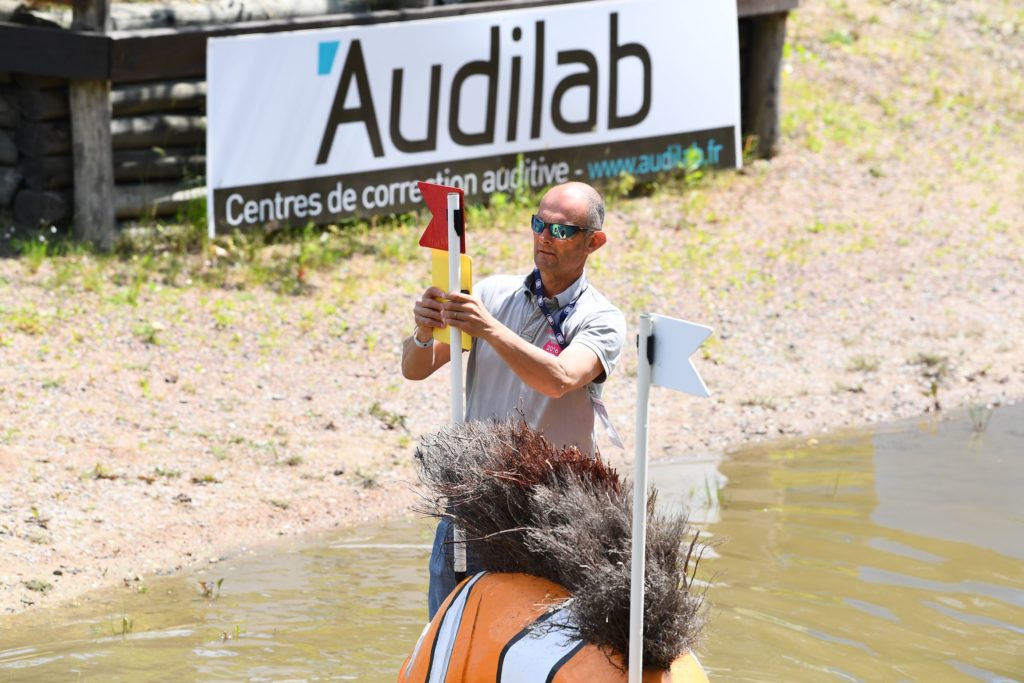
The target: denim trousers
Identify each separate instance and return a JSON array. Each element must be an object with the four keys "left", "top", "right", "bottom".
[{"left": 427, "top": 517, "right": 483, "bottom": 619}]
